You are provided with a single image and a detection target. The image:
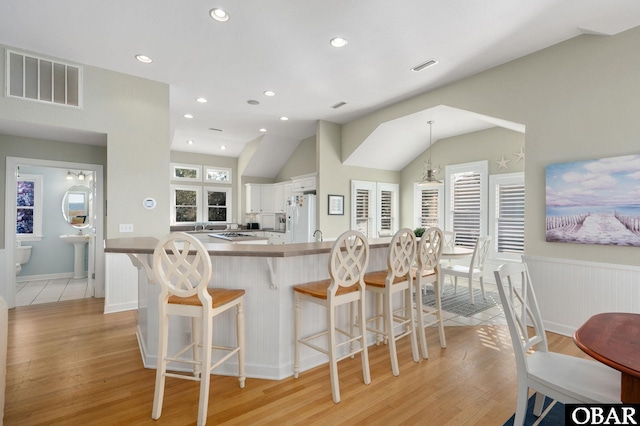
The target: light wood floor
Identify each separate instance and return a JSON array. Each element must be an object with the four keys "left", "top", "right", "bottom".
[{"left": 4, "top": 298, "right": 590, "bottom": 425}]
